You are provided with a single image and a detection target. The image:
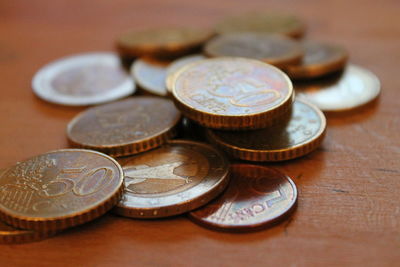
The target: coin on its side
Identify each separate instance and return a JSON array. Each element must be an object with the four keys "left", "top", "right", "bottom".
[
  {"left": 117, "top": 28, "right": 214, "bottom": 58},
  {"left": 67, "top": 97, "right": 181, "bottom": 157},
  {"left": 296, "top": 64, "right": 381, "bottom": 111},
  {"left": 0, "top": 149, "right": 124, "bottom": 231},
  {"left": 131, "top": 58, "right": 169, "bottom": 96},
  {"left": 215, "top": 12, "right": 305, "bottom": 38},
  {"left": 171, "top": 57, "right": 294, "bottom": 130},
  {"left": 113, "top": 140, "right": 230, "bottom": 218},
  {"left": 32, "top": 52, "right": 135, "bottom": 106},
  {"left": 189, "top": 164, "right": 297, "bottom": 232},
  {"left": 204, "top": 33, "right": 303, "bottom": 68},
  {"left": 206, "top": 99, "right": 326, "bottom": 161},
  {"left": 286, "top": 40, "right": 348, "bottom": 79}
]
